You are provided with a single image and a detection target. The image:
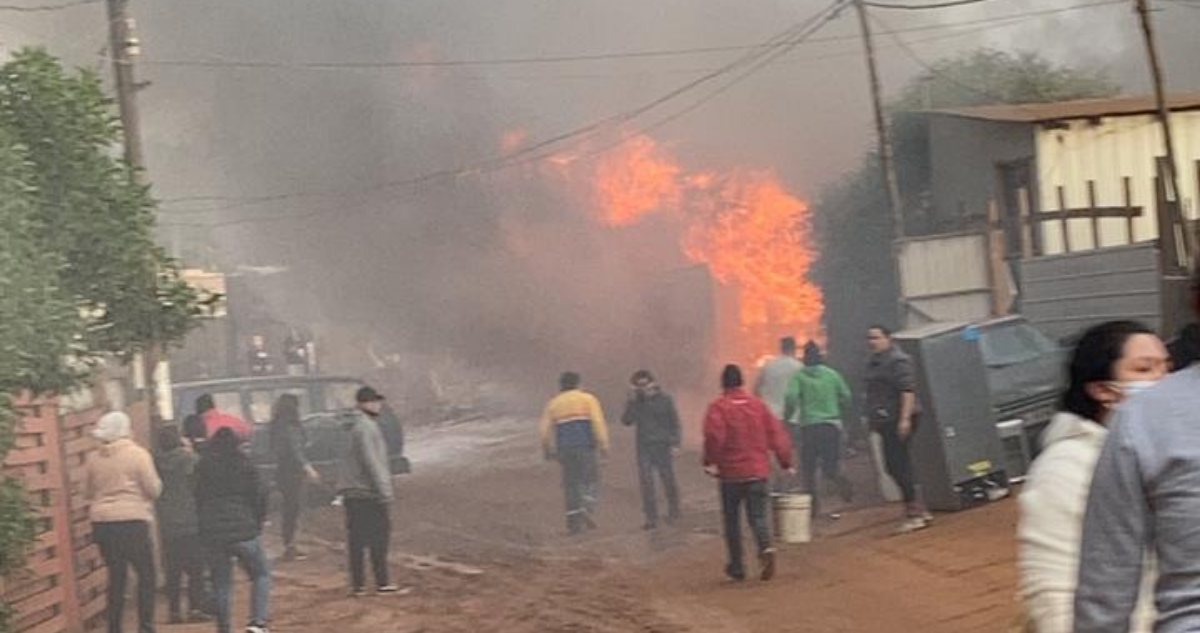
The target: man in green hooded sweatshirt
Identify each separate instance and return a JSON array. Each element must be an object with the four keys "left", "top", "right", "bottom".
[{"left": 783, "top": 341, "right": 854, "bottom": 517}]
